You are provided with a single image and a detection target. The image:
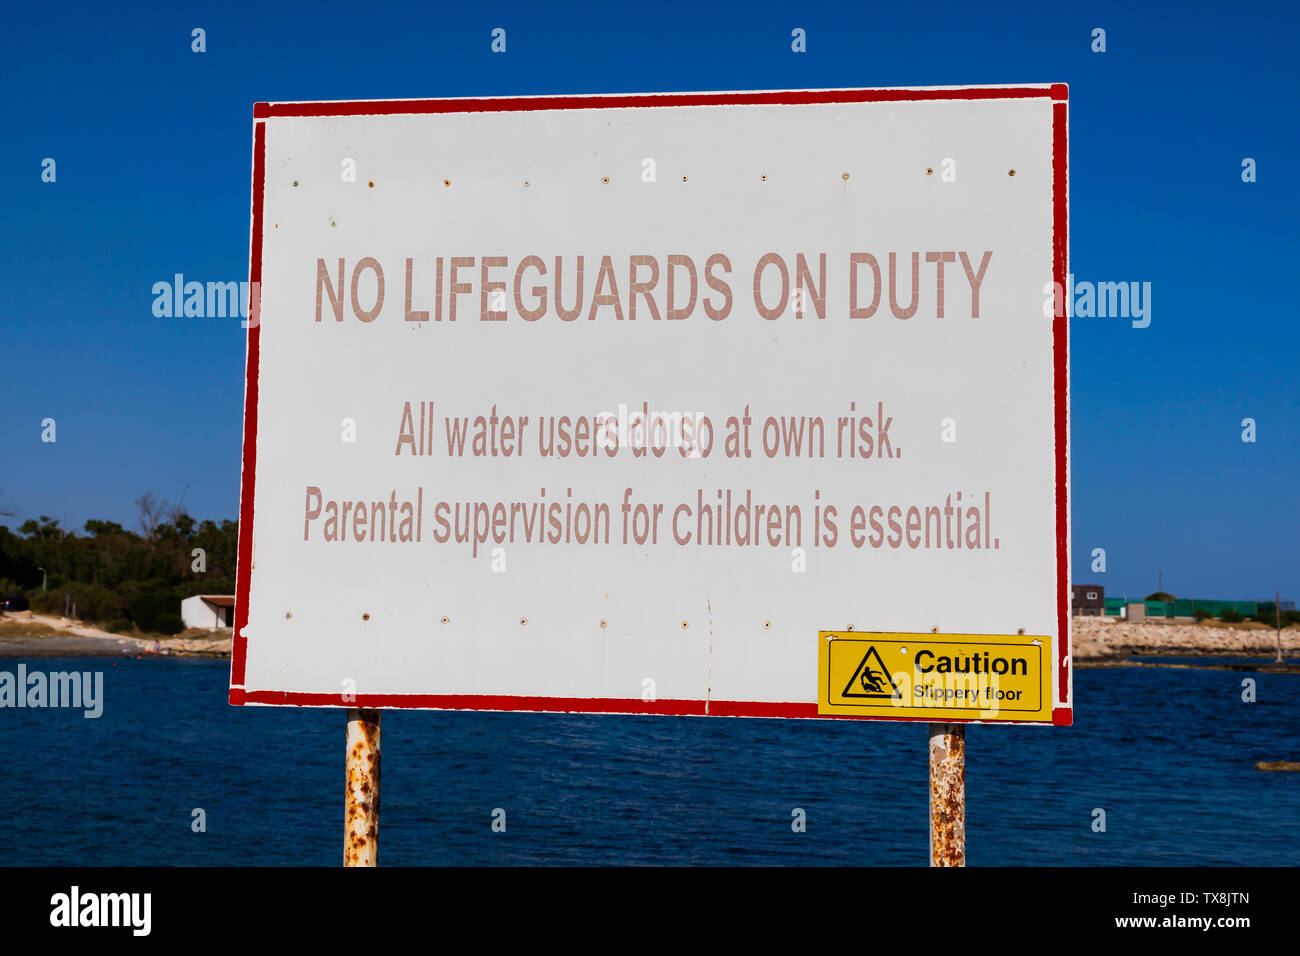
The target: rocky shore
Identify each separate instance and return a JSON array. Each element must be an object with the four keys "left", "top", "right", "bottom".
[{"left": 1073, "top": 615, "right": 1295, "bottom": 666}]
